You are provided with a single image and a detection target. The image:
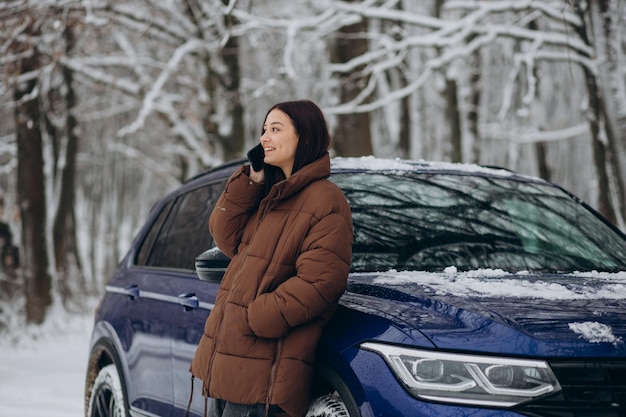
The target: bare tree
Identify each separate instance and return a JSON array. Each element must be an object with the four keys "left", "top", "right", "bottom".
[
  {"left": 182, "top": 0, "right": 246, "bottom": 162},
  {"left": 3, "top": 0, "right": 626, "bottom": 327},
  {"left": 314, "top": 0, "right": 624, "bottom": 225},
  {"left": 330, "top": 0, "right": 373, "bottom": 157},
  {"left": 48, "top": 15, "right": 83, "bottom": 303},
  {"left": 7, "top": 6, "right": 53, "bottom": 323},
  {"left": 582, "top": 0, "right": 626, "bottom": 227}
]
